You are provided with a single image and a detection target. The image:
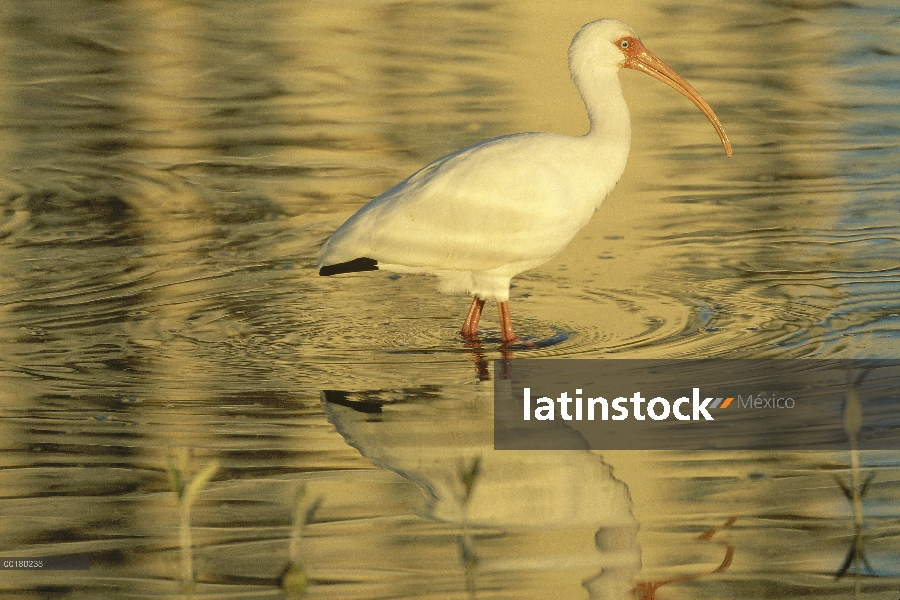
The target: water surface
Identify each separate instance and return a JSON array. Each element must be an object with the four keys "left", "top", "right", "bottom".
[{"left": 0, "top": 0, "right": 898, "bottom": 598}]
